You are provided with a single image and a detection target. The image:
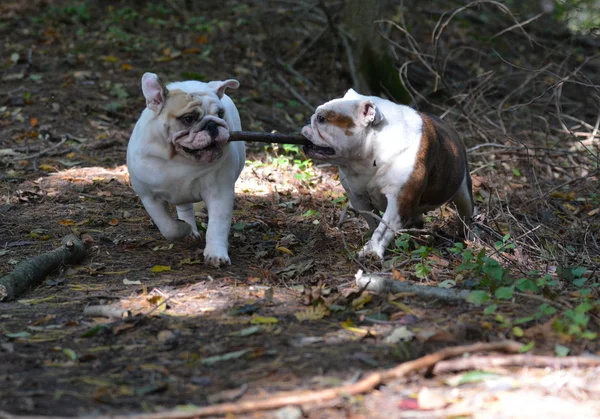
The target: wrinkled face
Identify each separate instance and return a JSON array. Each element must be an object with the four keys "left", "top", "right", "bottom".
[
  {"left": 164, "top": 90, "right": 230, "bottom": 164},
  {"left": 301, "top": 98, "right": 382, "bottom": 162}
]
